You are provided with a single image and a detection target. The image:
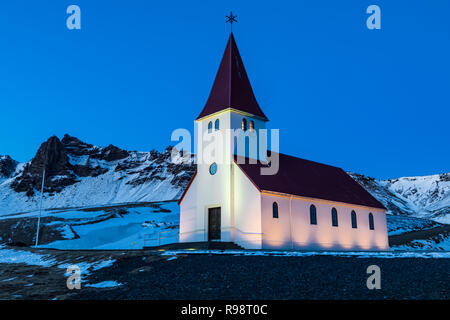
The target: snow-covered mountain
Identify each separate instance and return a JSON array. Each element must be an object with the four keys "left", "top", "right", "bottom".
[
  {"left": 0, "top": 135, "right": 448, "bottom": 225},
  {"left": 349, "top": 173, "right": 450, "bottom": 224},
  {"left": 0, "top": 135, "right": 195, "bottom": 216}
]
